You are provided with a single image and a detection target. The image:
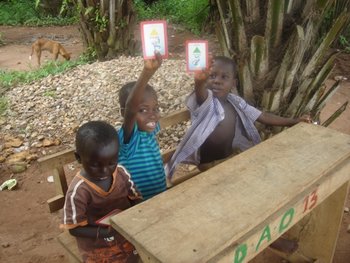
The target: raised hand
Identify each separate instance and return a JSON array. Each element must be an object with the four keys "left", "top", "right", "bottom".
[
  {"left": 194, "top": 68, "right": 210, "bottom": 84},
  {"left": 194, "top": 53, "right": 213, "bottom": 84},
  {"left": 144, "top": 51, "right": 162, "bottom": 72}
]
